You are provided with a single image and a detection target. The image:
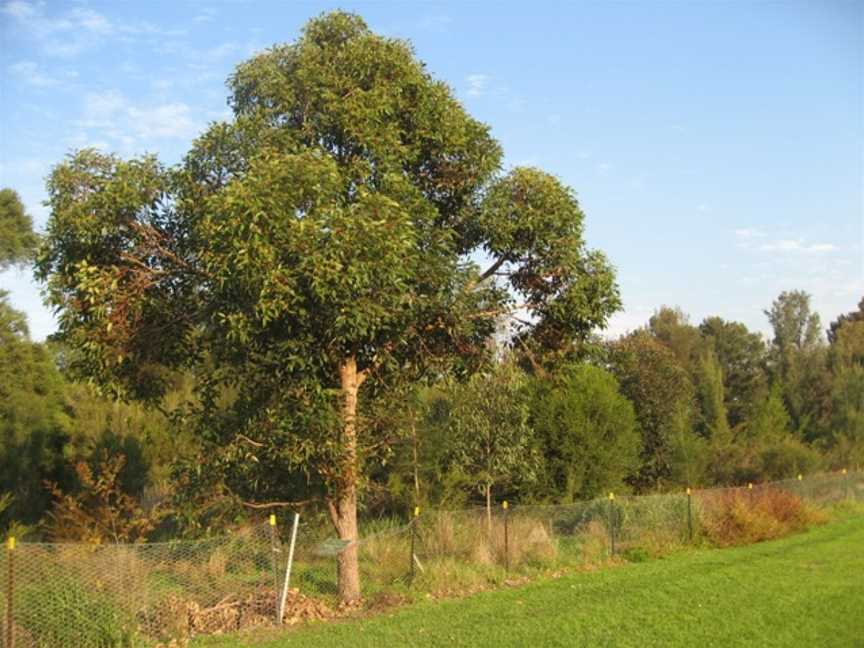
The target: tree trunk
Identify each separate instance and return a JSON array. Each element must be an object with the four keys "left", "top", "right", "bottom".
[
  {"left": 411, "top": 417, "right": 420, "bottom": 501},
  {"left": 485, "top": 482, "right": 492, "bottom": 534},
  {"left": 327, "top": 356, "right": 365, "bottom": 603}
]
